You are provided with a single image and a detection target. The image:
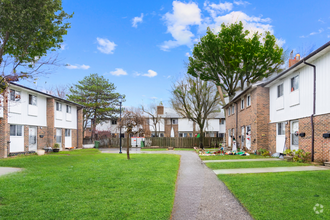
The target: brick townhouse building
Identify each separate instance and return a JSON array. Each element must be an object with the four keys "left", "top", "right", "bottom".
[
  {"left": 224, "top": 41, "right": 330, "bottom": 162},
  {"left": 97, "top": 105, "right": 226, "bottom": 138},
  {"left": 0, "top": 83, "right": 84, "bottom": 158}
]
